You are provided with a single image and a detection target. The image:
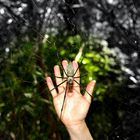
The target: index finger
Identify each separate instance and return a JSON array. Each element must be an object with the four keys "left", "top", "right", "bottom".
[{"left": 46, "top": 77, "right": 57, "bottom": 98}]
